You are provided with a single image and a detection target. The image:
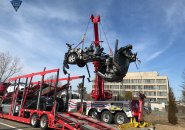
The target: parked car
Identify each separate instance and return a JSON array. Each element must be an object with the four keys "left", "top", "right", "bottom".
[
  {"left": 1, "top": 96, "right": 65, "bottom": 115},
  {"left": 24, "top": 96, "right": 64, "bottom": 112},
  {"left": 7, "top": 82, "right": 26, "bottom": 93},
  {"left": 1, "top": 98, "right": 19, "bottom": 114}
]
